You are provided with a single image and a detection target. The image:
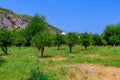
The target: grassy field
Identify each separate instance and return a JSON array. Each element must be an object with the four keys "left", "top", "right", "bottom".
[{"left": 0, "top": 46, "right": 120, "bottom": 80}]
